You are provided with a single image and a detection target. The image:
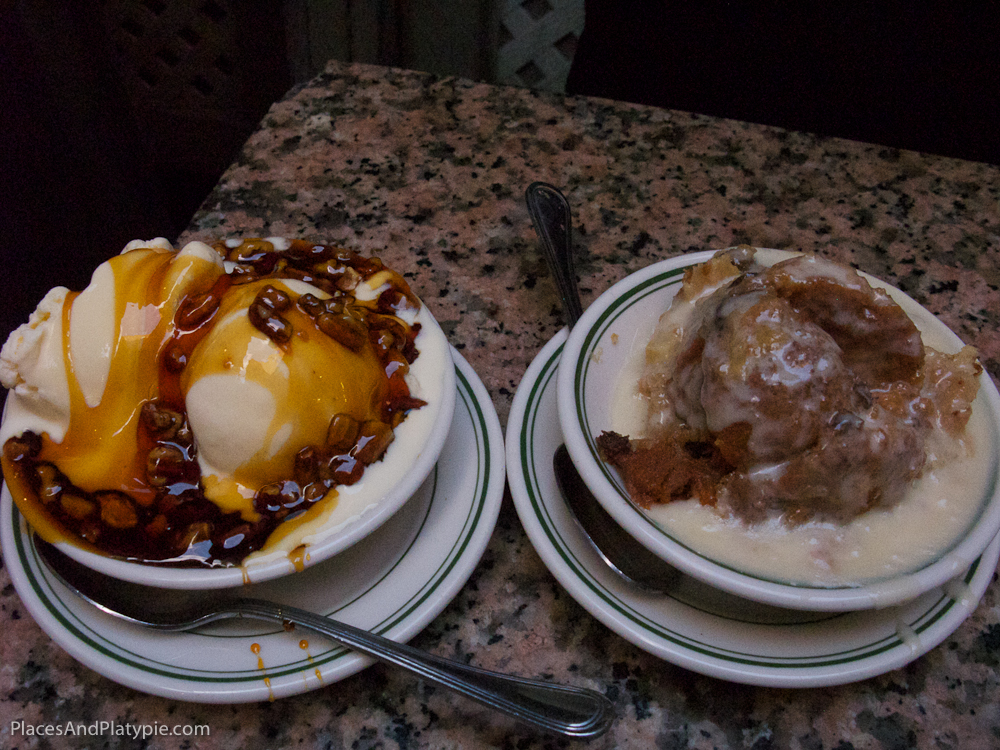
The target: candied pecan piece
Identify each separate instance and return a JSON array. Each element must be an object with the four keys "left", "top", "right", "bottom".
[
  {"left": 353, "top": 420, "right": 395, "bottom": 464},
  {"left": 228, "top": 263, "right": 258, "bottom": 282},
  {"left": 384, "top": 351, "right": 409, "bottom": 379},
  {"left": 34, "top": 463, "right": 64, "bottom": 504},
  {"left": 336, "top": 266, "right": 361, "bottom": 291},
  {"left": 218, "top": 523, "right": 255, "bottom": 552},
  {"left": 377, "top": 287, "right": 416, "bottom": 314},
  {"left": 4, "top": 431, "right": 42, "bottom": 461},
  {"left": 254, "top": 481, "right": 303, "bottom": 515},
  {"left": 230, "top": 239, "right": 275, "bottom": 263},
  {"left": 96, "top": 491, "right": 138, "bottom": 529},
  {"left": 326, "top": 413, "right": 360, "bottom": 452},
  {"left": 372, "top": 330, "right": 396, "bottom": 356},
  {"left": 294, "top": 446, "right": 321, "bottom": 485},
  {"left": 344, "top": 303, "right": 368, "bottom": 323},
  {"left": 176, "top": 290, "right": 221, "bottom": 329},
  {"left": 316, "top": 312, "right": 366, "bottom": 351},
  {"left": 285, "top": 241, "right": 330, "bottom": 263},
  {"left": 322, "top": 298, "right": 344, "bottom": 315},
  {"left": 313, "top": 260, "right": 348, "bottom": 282},
  {"left": 256, "top": 284, "right": 292, "bottom": 312},
  {"left": 302, "top": 482, "right": 328, "bottom": 503},
  {"left": 297, "top": 292, "right": 325, "bottom": 317},
  {"left": 323, "top": 453, "right": 362, "bottom": 486},
  {"left": 174, "top": 522, "right": 213, "bottom": 554},
  {"left": 141, "top": 401, "right": 184, "bottom": 439},
  {"left": 249, "top": 299, "right": 292, "bottom": 344},
  {"left": 60, "top": 493, "right": 95, "bottom": 520},
  {"left": 146, "top": 444, "right": 187, "bottom": 486}
]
